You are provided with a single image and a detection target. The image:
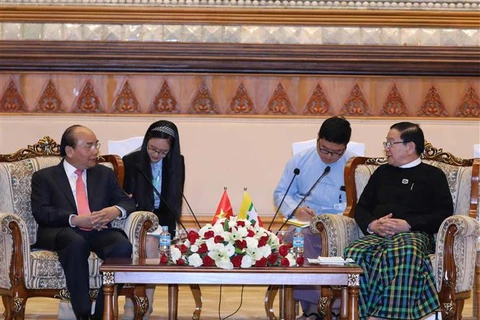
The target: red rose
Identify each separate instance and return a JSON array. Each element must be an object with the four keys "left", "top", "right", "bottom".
[
  {"left": 296, "top": 255, "right": 305, "bottom": 266},
  {"left": 202, "top": 255, "right": 214, "bottom": 266},
  {"left": 214, "top": 235, "right": 224, "bottom": 243},
  {"left": 280, "top": 257, "right": 290, "bottom": 267},
  {"left": 267, "top": 253, "right": 279, "bottom": 265},
  {"left": 279, "top": 245, "right": 290, "bottom": 257},
  {"left": 237, "top": 221, "right": 245, "bottom": 227},
  {"left": 247, "top": 229, "right": 255, "bottom": 237},
  {"left": 258, "top": 235, "right": 268, "bottom": 247},
  {"left": 178, "top": 244, "right": 188, "bottom": 254},
  {"left": 235, "top": 239, "right": 247, "bottom": 250},
  {"left": 231, "top": 255, "right": 243, "bottom": 268},
  {"left": 177, "top": 258, "right": 185, "bottom": 266},
  {"left": 198, "top": 243, "right": 208, "bottom": 254},
  {"left": 204, "top": 230, "right": 215, "bottom": 239},
  {"left": 255, "top": 257, "right": 267, "bottom": 267},
  {"left": 159, "top": 254, "right": 169, "bottom": 264},
  {"left": 187, "top": 230, "right": 200, "bottom": 243}
]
